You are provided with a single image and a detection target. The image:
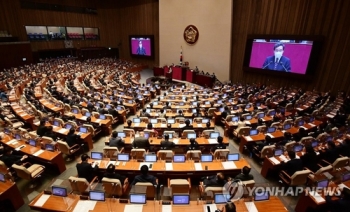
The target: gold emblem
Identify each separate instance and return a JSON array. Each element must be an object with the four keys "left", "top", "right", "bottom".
[{"left": 183, "top": 25, "right": 199, "bottom": 45}]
